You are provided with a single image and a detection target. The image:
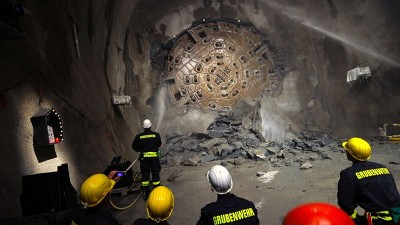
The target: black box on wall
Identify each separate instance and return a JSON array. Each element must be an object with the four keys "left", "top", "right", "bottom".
[{"left": 30, "top": 108, "right": 63, "bottom": 147}]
